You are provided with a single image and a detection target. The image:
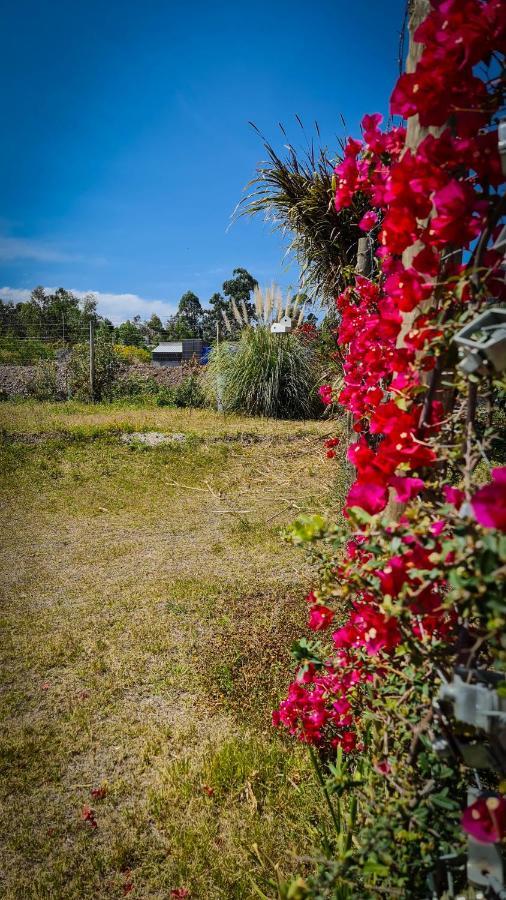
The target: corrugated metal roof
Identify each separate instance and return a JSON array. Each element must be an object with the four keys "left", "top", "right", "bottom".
[{"left": 153, "top": 342, "right": 183, "bottom": 353}]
